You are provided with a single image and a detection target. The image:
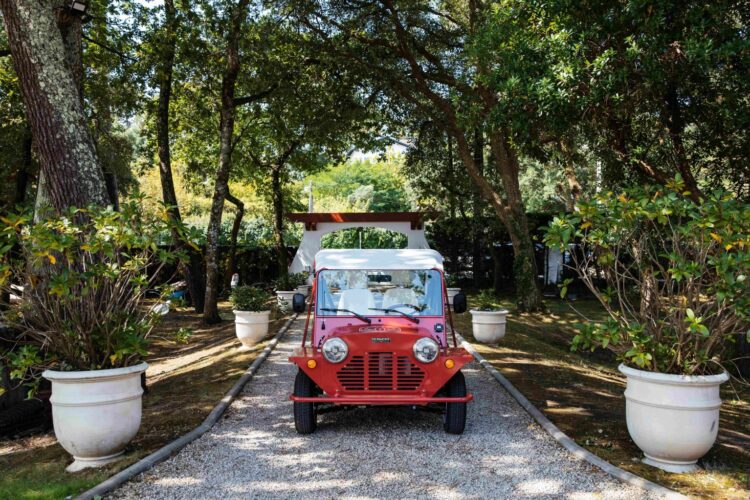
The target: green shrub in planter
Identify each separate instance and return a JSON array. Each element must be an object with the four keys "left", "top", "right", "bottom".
[
  {"left": 0, "top": 199, "right": 189, "bottom": 395},
  {"left": 475, "top": 289, "right": 502, "bottom": 311},
  {"left": 543, "top": 177, "right": 750, "bottom": 375},
  {"left": 274, "top": 272, "right": 308, "bottom": 291},
  {"left": 230, "top": 286, "right": 272, "bottom": 312}
]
